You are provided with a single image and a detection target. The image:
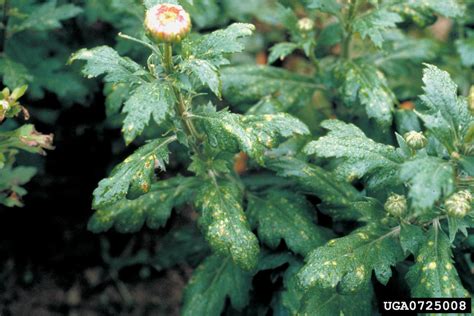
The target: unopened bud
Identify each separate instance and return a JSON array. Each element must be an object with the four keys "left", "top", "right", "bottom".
[
  {"left": 404, "top": 131, "right": 427, "bottom": 150},
  {"left": 384, "top": 194, "right": 407, "bottom": 217},
  {"left": 144, "top": 3, "right": 191, "bottom": 43},
  {"left": 298, "top": 18, "right": 314, "bottom": 32},
  {"left": 445, "top": 191, "right": 472, "bottom": 218}
]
